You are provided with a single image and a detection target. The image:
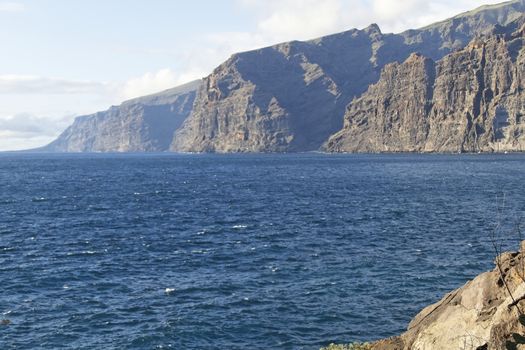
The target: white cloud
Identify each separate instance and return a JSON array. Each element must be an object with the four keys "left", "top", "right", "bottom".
[
  {"left": 0, "top": 113, "right": 69, "bottom": 136},
  {"left": 256, "top": 0, "right": 347, "bottom": 41},
  {"left": 234, "top": 0, "right": 504, "bottom": 38},
  {"left": 0, "top": 113, "right": 75, "bottom": 151},
  {"left": 0, "top": 69, "right": 202, "bottom": 107},
  {"left": 118, "top": 68, "right": 203, "bottom": 101},
  {"left": 0, "top": 75, "right": 107, "bottom": 95},
  {"left": 0, "top": 2, "right": 25, "bottom": 12}
]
